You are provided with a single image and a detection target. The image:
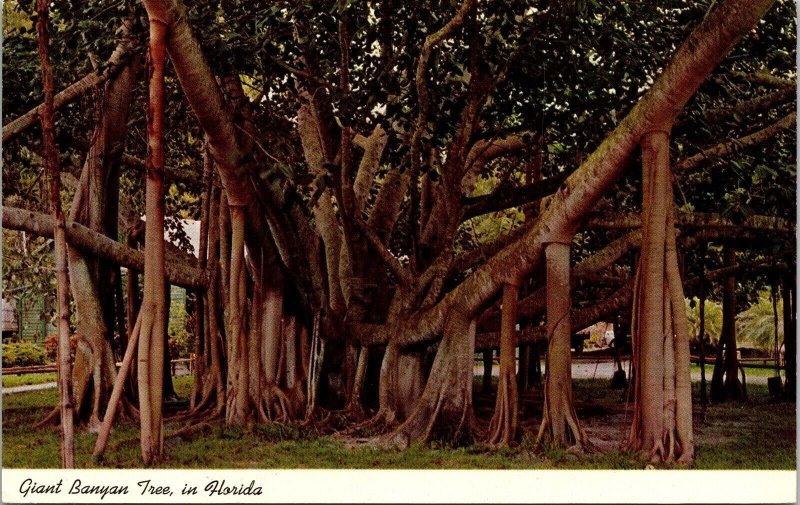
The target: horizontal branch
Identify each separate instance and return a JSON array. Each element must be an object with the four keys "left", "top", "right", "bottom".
[
  {"left": 3, "top": 206, "right": 206, "bottom": 289},
  {"left": 674, "top": 111, "right": 796, "bottom": 172},
  {"left": 3, "top": 43, "right": 132, "bottom": 143},
  {"left": 725, "top": 70, "right": 796, "bottom": 88},
  {"left": 476, "top": 282, "right": 633, "bottom": 350},
  {"left": 461, "top": 174, "right": 565, "bottom": 220},
  {"left": 701, "top": 87, "right": 794, "bottom": 124},
  {"left": 587, "top": 212, "right": 794, "bottom": 234}
]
